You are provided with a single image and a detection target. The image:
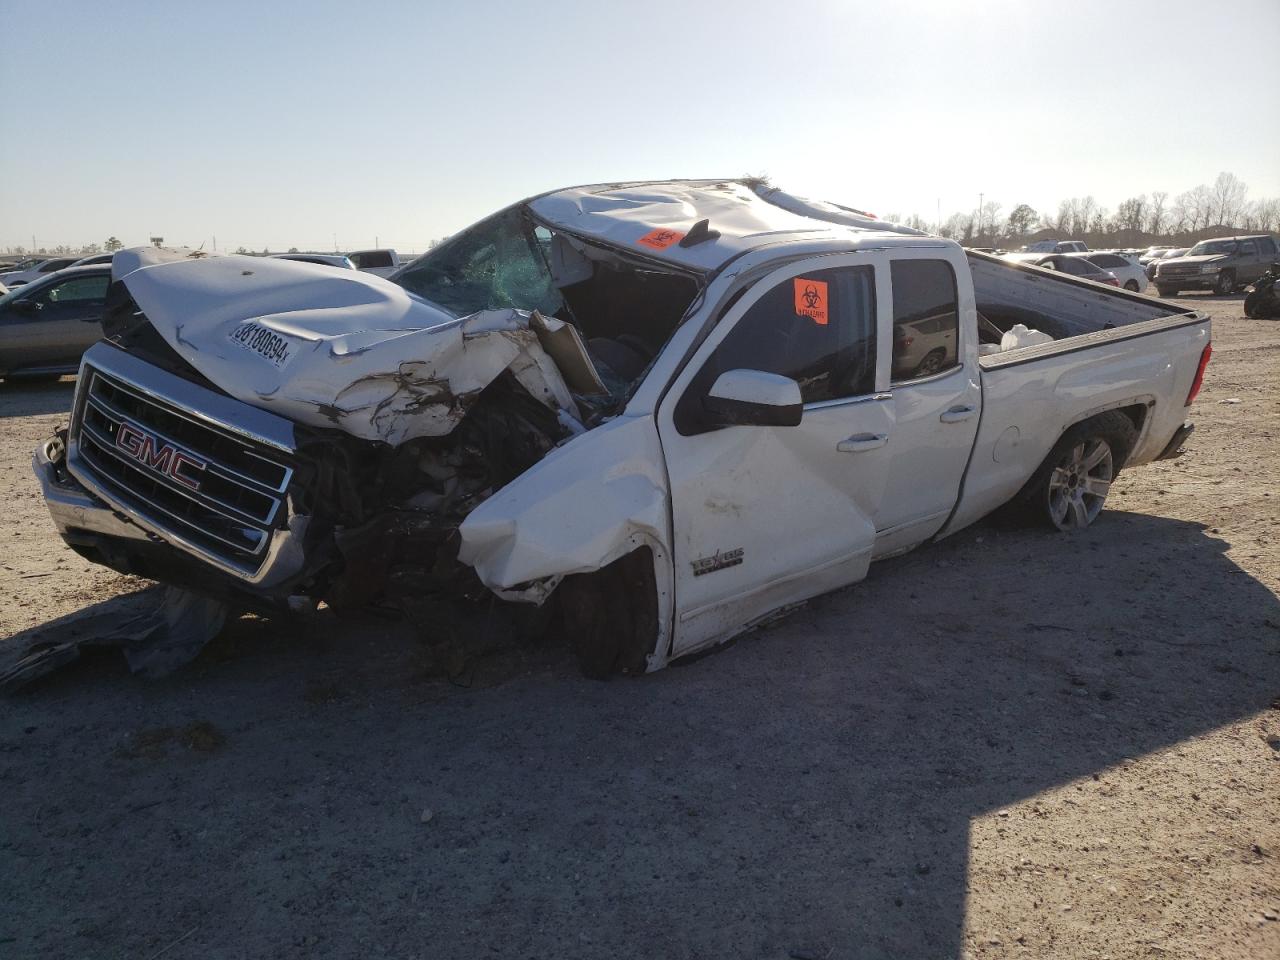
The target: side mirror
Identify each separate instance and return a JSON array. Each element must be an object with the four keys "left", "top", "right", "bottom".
[
  {"left": 704, "top": 369, "right": 803, "bottom": 428},
  {"left": 11, "top": 299, "right": 41, "bottom": 316}
]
